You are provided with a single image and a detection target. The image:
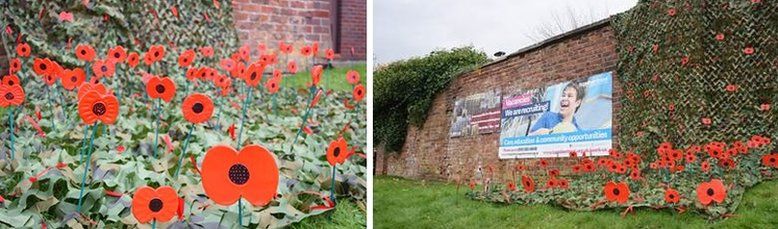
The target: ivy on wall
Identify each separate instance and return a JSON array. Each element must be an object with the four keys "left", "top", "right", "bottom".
[{"left": 373, "top": 47, "right": 489, "bottom": 152}]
